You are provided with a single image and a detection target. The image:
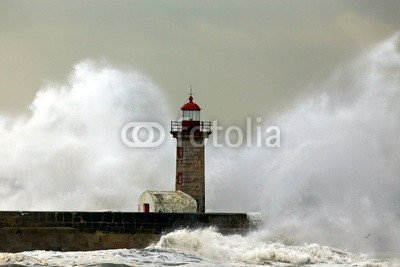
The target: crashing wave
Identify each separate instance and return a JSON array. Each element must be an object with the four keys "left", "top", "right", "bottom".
[{"left": 152, "top": 228, "right": 398, "bottom": 266}]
